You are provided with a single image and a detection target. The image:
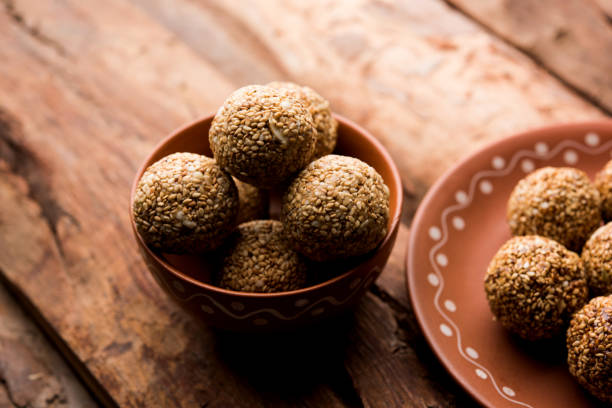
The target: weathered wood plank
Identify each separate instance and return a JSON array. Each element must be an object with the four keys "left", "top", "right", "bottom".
[
  {"left": 446, "top": 0, "right": 612, "bottom": 112},
  {"left": 0, "top": 264, "right": 97, "bottom": 408},
  {"left": 0, "top": 0, "right": 607, "bottom": 406}
]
